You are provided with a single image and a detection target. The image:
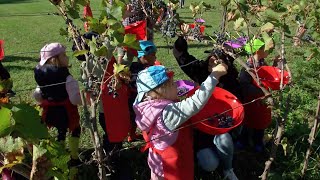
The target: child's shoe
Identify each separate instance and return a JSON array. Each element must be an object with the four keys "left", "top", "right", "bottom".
[{"left": 223, "top": 169, "right": 239, "bottom": 180}]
